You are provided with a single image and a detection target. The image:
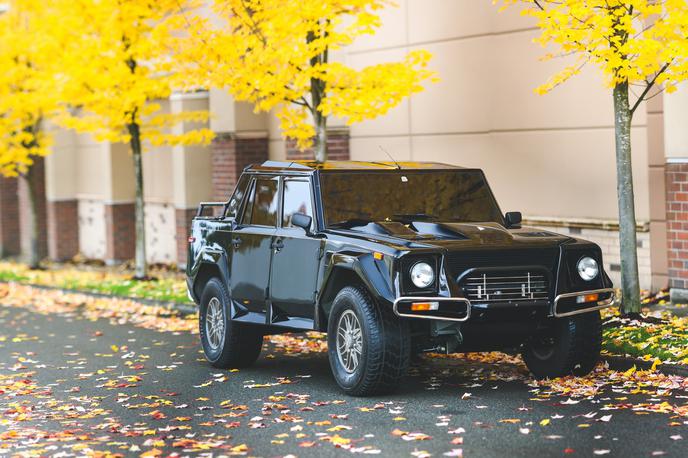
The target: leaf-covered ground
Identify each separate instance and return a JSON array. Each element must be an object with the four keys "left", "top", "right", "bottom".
[
  {"left": 602, "top": 313, "right": 688, "bottom": 364},
  {"left": 600, "top": 289, "right": 688, "bottom": 365},
  {"left": 0, "top": 261, "right": 188, "bottom": 303},
  {"left": 2, "top": 283, "right": 688, "bottom": 457},
  {"left": 0, "top": 262, "right": 686, "bottom": 366}
]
